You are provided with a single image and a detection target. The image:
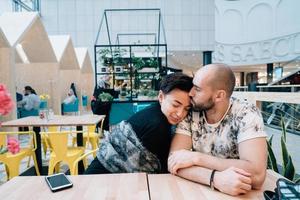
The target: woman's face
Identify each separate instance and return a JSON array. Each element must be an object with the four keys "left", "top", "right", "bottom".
[{"left": 158, "top": 89, "right": 191, "bottom": 125}]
